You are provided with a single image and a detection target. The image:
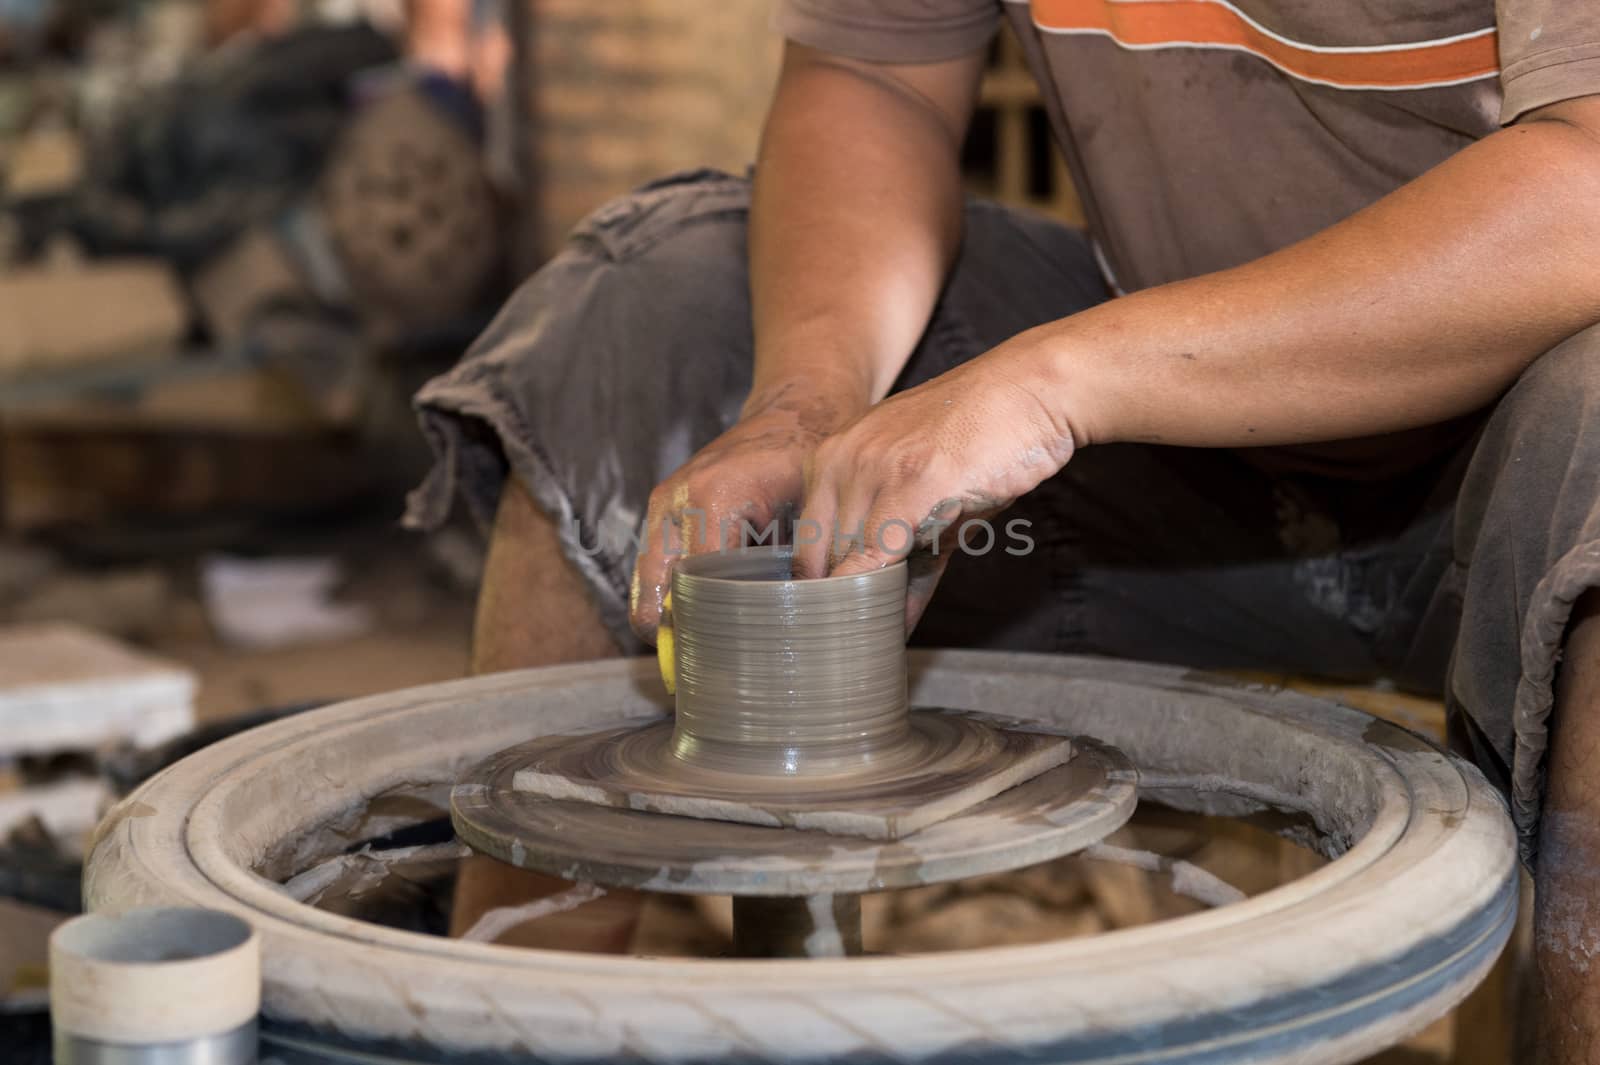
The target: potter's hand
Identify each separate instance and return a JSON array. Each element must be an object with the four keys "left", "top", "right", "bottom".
[
  {"left": 792, "top": 349, "right": 1076, "bottom": 631},
  {"left": 630, "top": 382, "right": 866, "bottom": 643}
]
